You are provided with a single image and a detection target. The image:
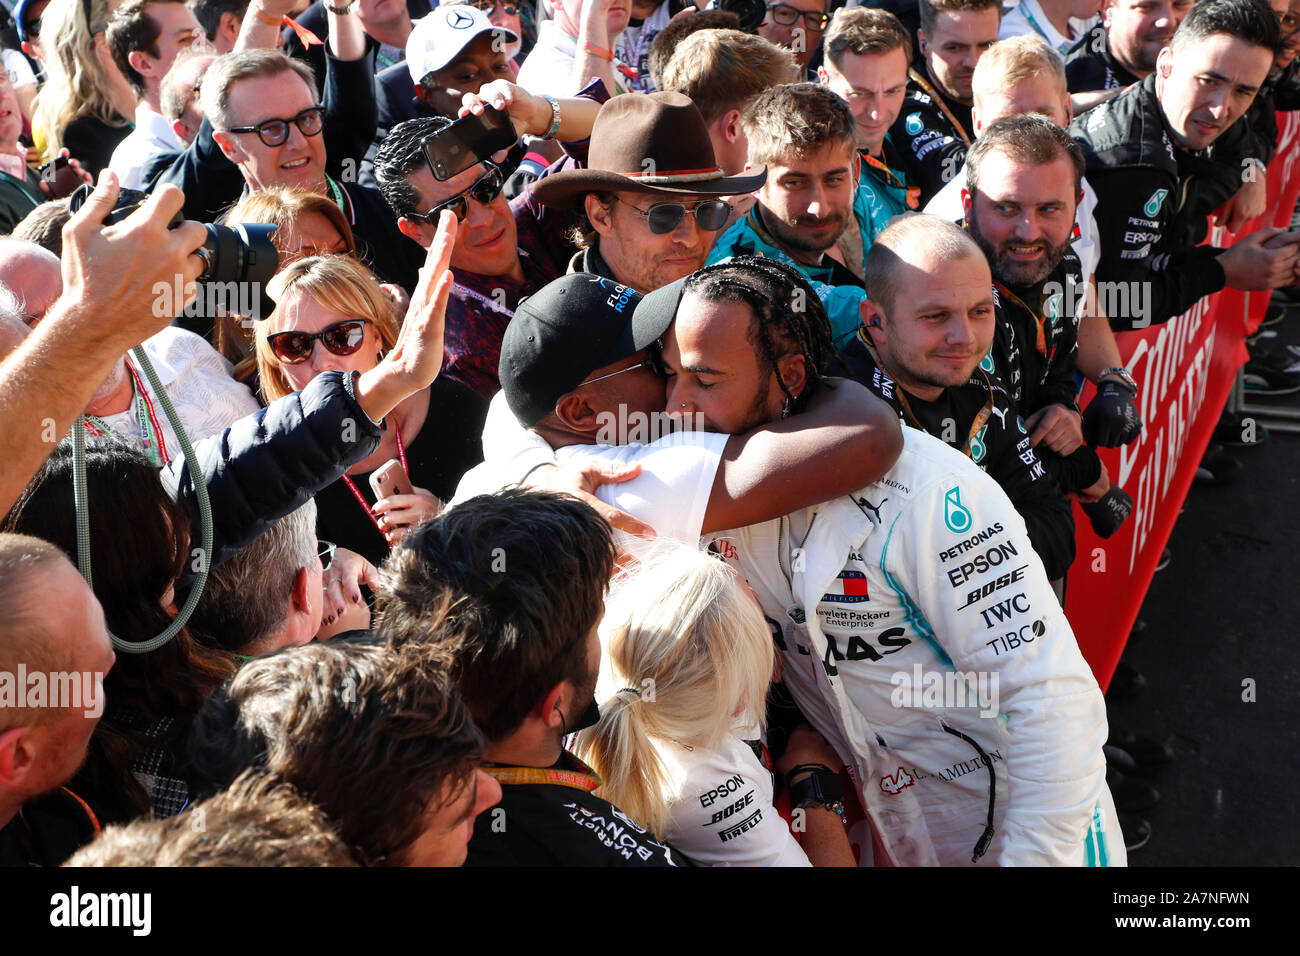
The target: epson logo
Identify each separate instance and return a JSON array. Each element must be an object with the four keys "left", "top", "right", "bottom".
[{"left": 699, "top": 774, "right": 744, "bottom": 808}]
